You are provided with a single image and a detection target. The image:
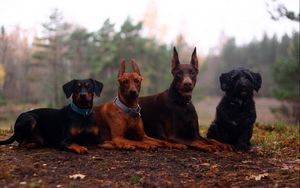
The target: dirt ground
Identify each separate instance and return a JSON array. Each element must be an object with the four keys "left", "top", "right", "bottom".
[
  {"left": 0, "top": 99, "right": 298, "bottom": 187},
  {"left": 0, "top": 142, "right": 299, "bottom": 188}
]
